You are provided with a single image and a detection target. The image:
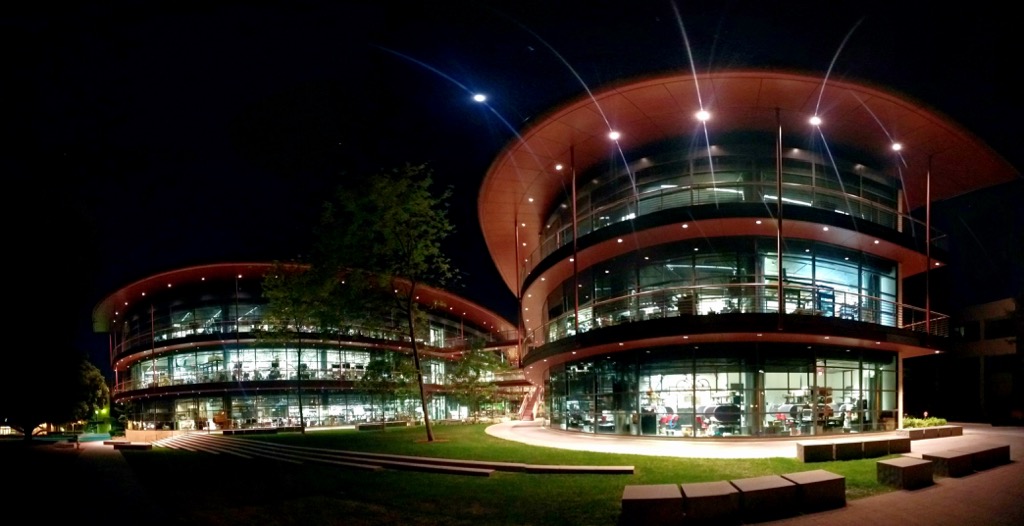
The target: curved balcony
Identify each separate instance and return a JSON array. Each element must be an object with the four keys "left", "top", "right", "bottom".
[
  {"left": 521, "top": 180, "right": 943, "bottom": 286},
  {"left": 111, "top": 317, "right": 516, "bottom": 366},
  {"left": 524, "top": 282, "right": 947, "bottom": 362}
]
